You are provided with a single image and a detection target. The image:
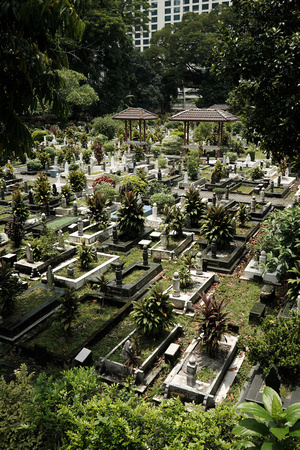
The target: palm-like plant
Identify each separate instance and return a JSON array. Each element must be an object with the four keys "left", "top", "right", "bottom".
[
  {"left": 78, "top": 239, "right": 97, "bottom": 270},
  {"left": 162, "top": 204, "right": 186, "bottom": 239},
  {"left": 287, "top": 260, "right": 300, "bottom": 302},
  {"left": 130, "top": 283, "right": 175, "bottom": 336},
  {"left": 200, "top": 203, "right": 234, "bottom": 249},
  {"left": 0, "top": 261, "right": 23, "bottom": 317},
  {"left": 11, "top": 190, "right": 30, "bottom": 224},
  {"left": 33, "top": 172, "right": 52, "bottom": 214},
  {"left": 117, "top": 190, "right": 145, "bottom": 239},
  {"left": 86, "top": 191, "right": 108, "bottom": 227},
  {"left": 196, "top": 292, "right": 230, "bottom": 358},
  {"left": 237, "top": 202, "right": 251, "bottom": 226},
  {"left": 58, "top": 288, "right": 79, "bottom": 335},
  {"left": 184, "top": 186, "right": 205, "bottom": 228}
]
